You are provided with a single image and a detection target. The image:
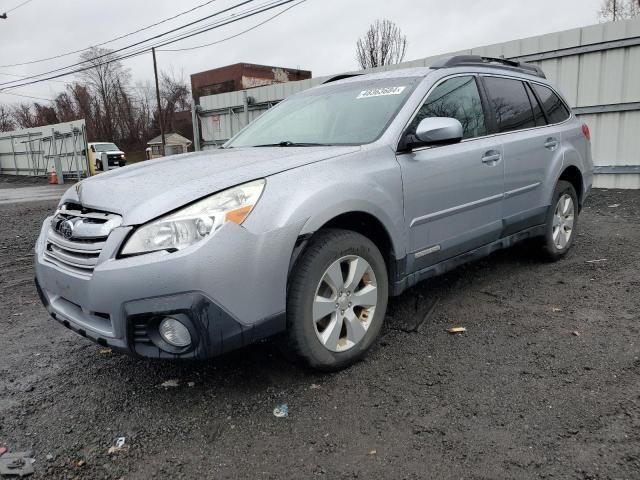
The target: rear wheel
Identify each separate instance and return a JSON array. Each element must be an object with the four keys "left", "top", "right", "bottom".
[
  {"left": 286, "top": 229, "right": 388, "bottom": 371},
  {"left": 541, "top": 180, "right": 578, "bottom": 260}
]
